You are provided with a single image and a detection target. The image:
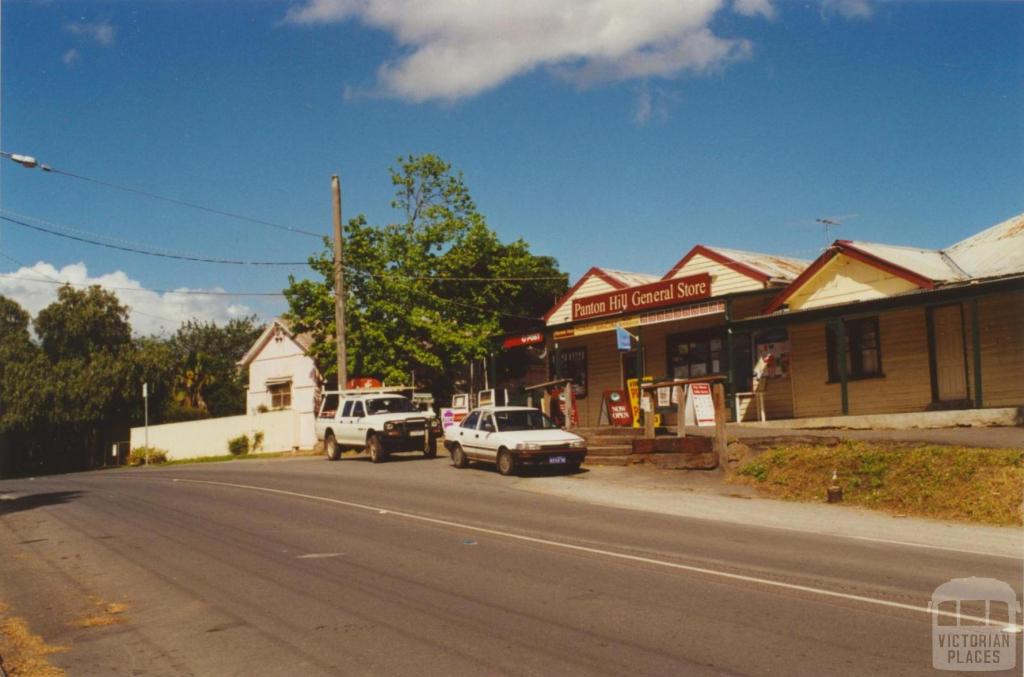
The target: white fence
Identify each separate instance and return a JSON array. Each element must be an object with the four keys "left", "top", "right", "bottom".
[{"left": 129, "top": 409, "right": 313, "bottom": 461}]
